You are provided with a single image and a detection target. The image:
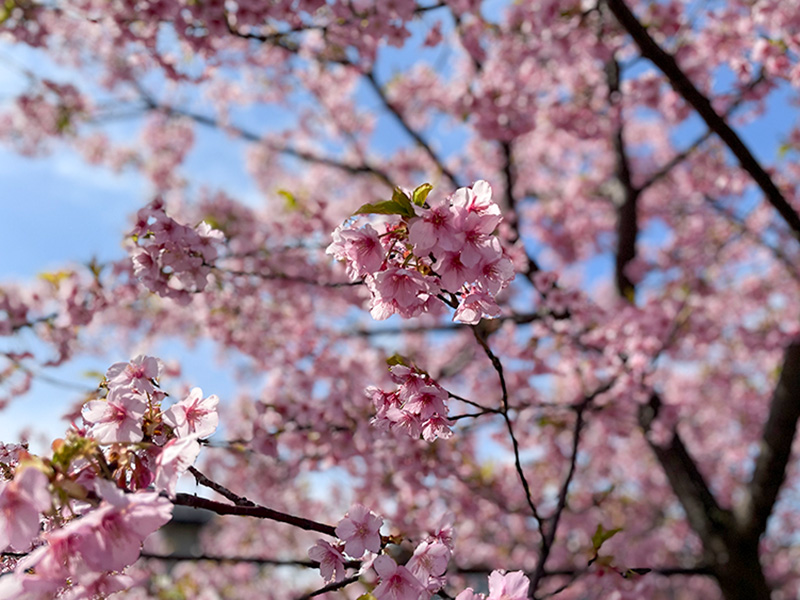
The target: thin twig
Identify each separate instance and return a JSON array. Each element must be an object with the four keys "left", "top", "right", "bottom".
[{"left": 295, "top": 574, "right": 361, "bottom": 599}]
